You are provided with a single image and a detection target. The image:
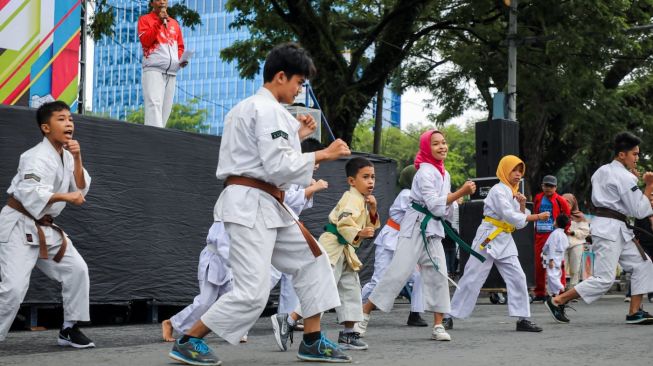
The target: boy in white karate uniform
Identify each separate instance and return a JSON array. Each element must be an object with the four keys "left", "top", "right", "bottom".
[
  {"left": 168, "top": 43, "right": 352, "bottom": 366},
  {"left": 542, "top": 214, "right": 570, "bottom": 296},
  {"left": 546, "top": 132, "right": 653, "bottom": 325},
  {"left": 162, "top": 140, "right": 326, "bottom": 343},
  {"left": 0, "top": 101, "right": 94, "bottom": 348},
  {"left": 443, "top": 155, "right": 547, "bottom": 333},
  {"left": 361, "top": 165, "right": 427, "bottom": 327}
]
